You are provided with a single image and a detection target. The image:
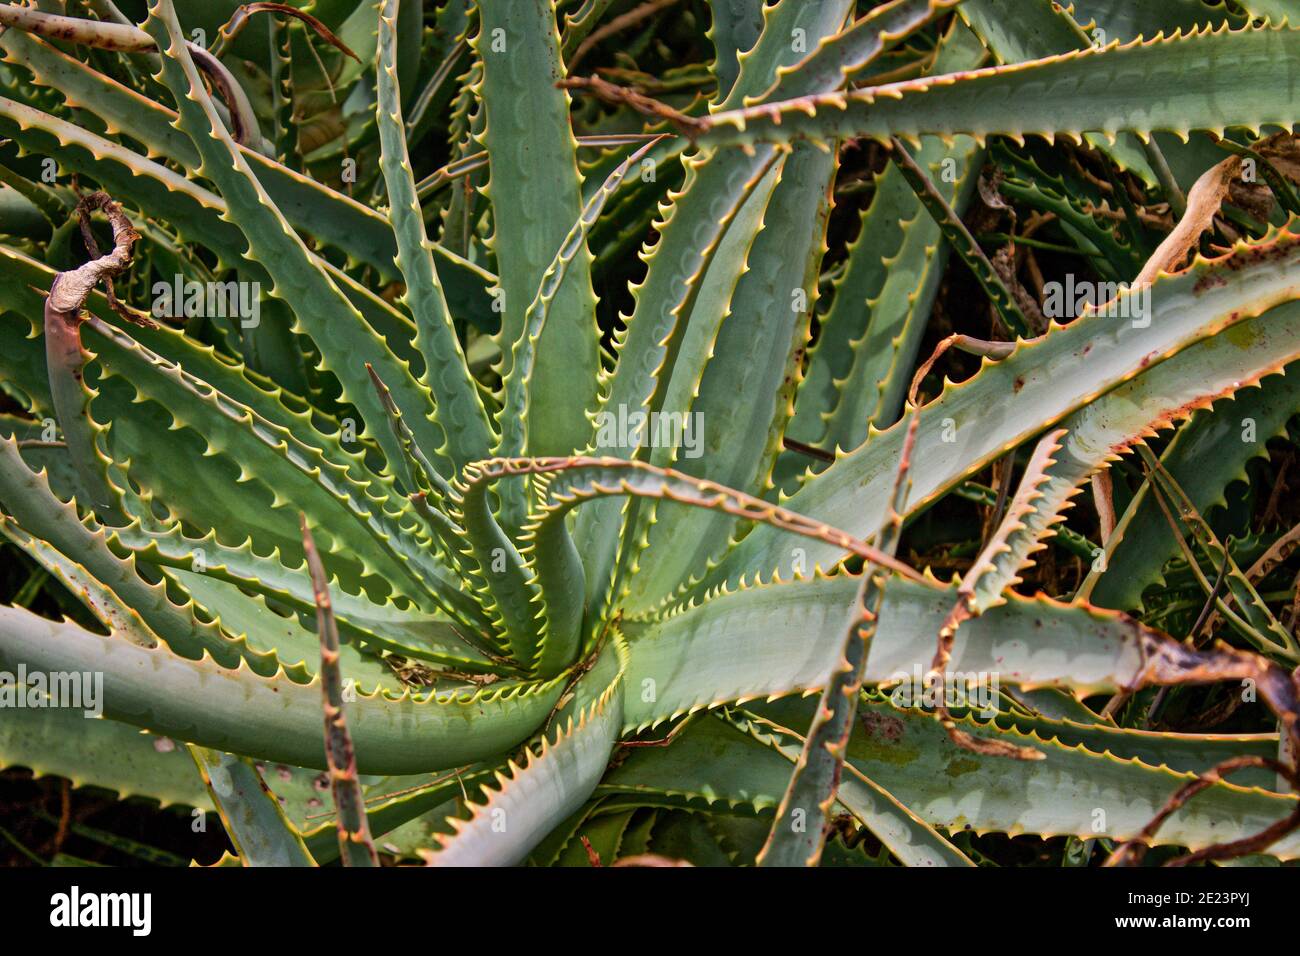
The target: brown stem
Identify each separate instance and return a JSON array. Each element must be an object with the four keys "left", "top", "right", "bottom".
[
  {"left": 0, "top": 4, "right": 151, "bottom": 51},
  {"left": 1104, "top": 755, "right": 1300, "bottom": 867},
  {"left": 51, "top": 191, "right": 139, "bottom": 321},
  {"left": 214, "top": 3, "right": 359, "bottom": 62},
  {"left": 464, "top": 456, "right": 926, "bottom": 585},
  {"left": 579, "top": 836, "right": 602, "bottom": 867},
  {"left": 73, "top": 191, "right": 153, "bottom": 328},
  {"left": 300, "top": 515, "right": 379, "bottom": 868},
  {"left": 782, "top": 436, "right": 836, "bottom": 464},
  {"left": 559, "top": 75, "right": 702, "bottom": 140},
  {"left": 908, "top": 333, "right": 1016, "bottom": 408},
  {"left": 1091, "top": 470, "right": 1116, "bottom": 543}
]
